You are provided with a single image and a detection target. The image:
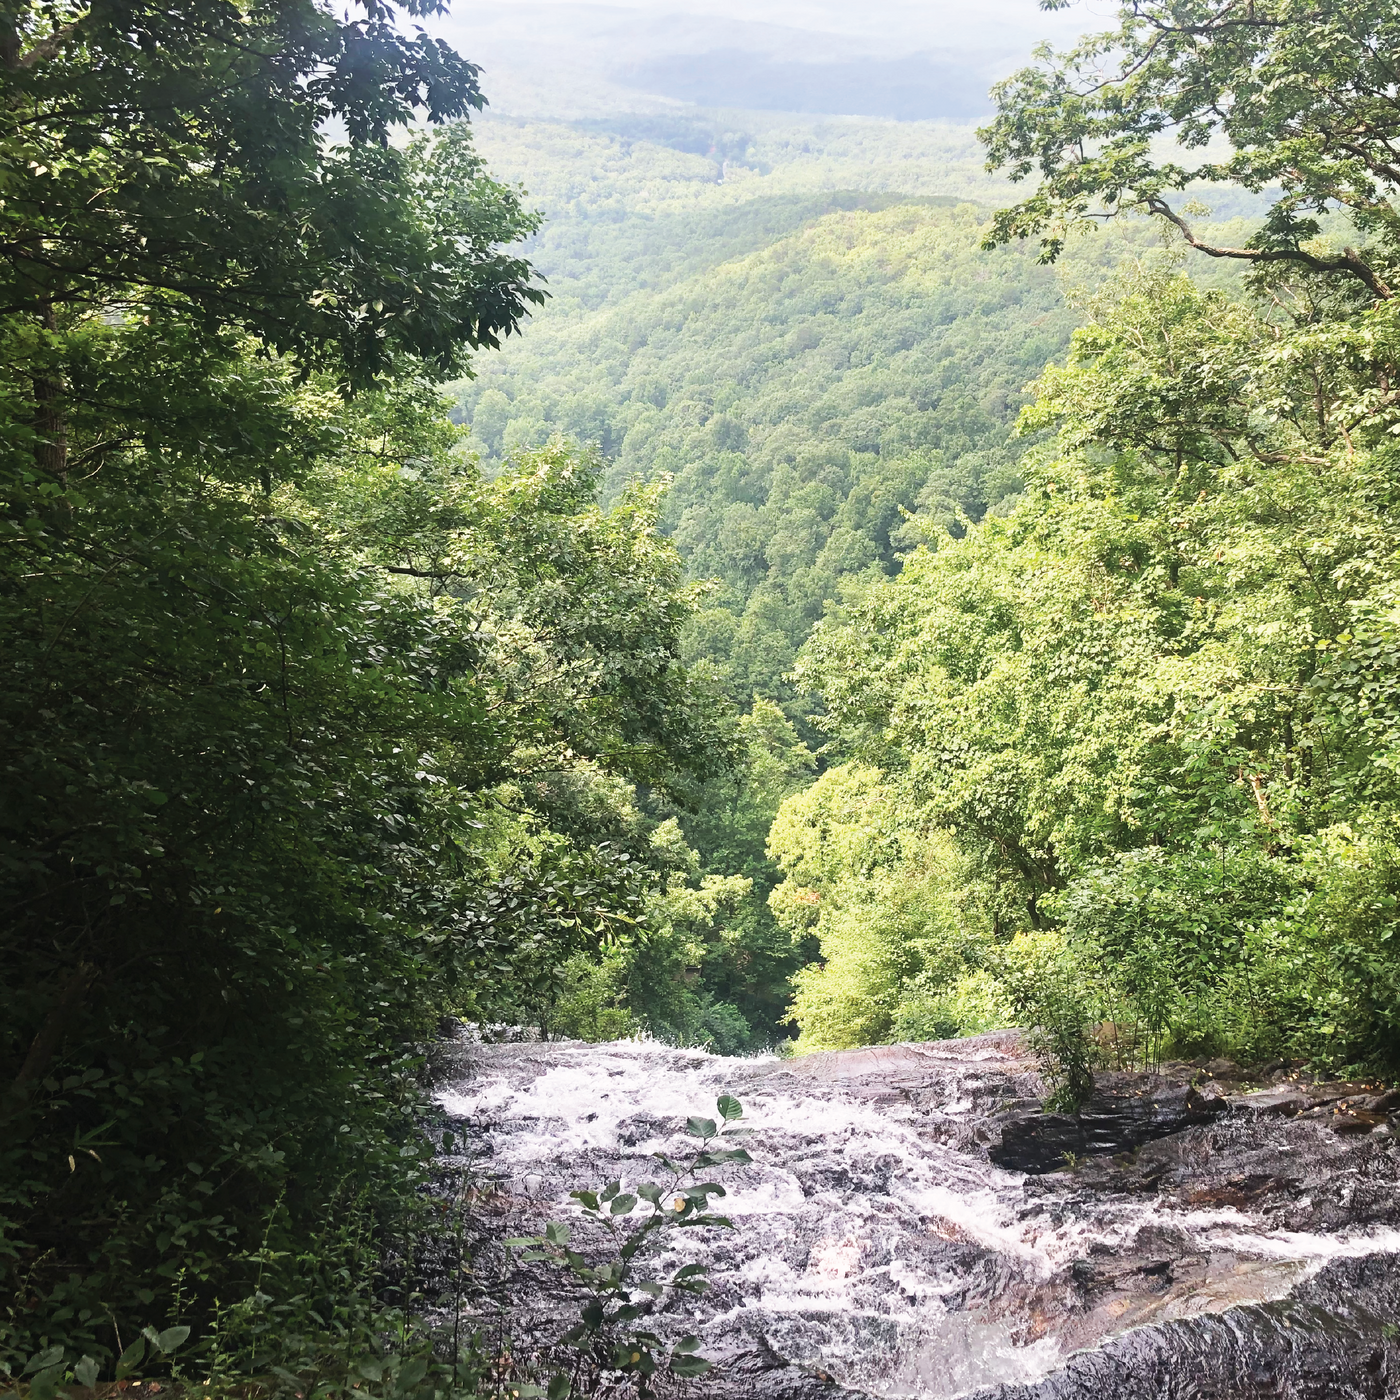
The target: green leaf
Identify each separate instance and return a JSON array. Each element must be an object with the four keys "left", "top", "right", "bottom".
[
  {"left": 716, "top": 1094, "right": 742, "bottom": 1121},
  {"left": 609, "top": 1192, "right": 637, "bottom": 1215},
  {"left": 394, "top": 1357, "right": 429, "bottom": 1393},
  {"left": 673, "top": 1335, "right": 702, "bottom": 1353},
  {"left": 697, "top": 1147, "right": 752, "bottom": 1166},
  {"left": 686, "top": 1116, "right": 717, "bottom": 1140},
  {"left": 547, "top": 1374, "right": 571, "bottom": 1400},
  {"left": 29, "top": 1364, "right": 65, "bottom": 1400},
  {"left": 23, "top": 1350, "right": 63, "bottom": 1378},
  {"left": 669, "top": 1354, "right": 712, "bottom": 1377},
  {"left": 115, "top": 1340, "right": 145, "bottom": 1380},
  {"left": 74, "top": 1357, "right": 99, "bottom": 1388},
  {"left": 154, "top": 1326, "right": 190, "bottom": 1354},
  {"left": 544, "top": 1220, "right": 571, "bottom": 1245}
]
